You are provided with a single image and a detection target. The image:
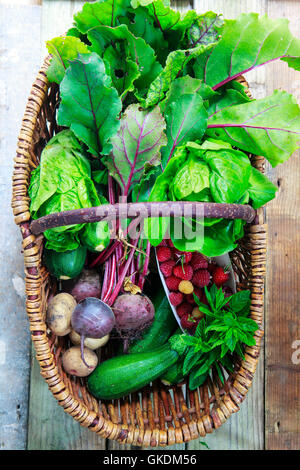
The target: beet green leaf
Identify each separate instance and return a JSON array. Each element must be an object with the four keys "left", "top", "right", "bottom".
[
  {"left": 74, "top": 0, "right": 131, "bottom": 31},
  {"left": 162, "top": 93, "right": 208, "bottom": 168},
  {"left": 88, "top": 24, "right": 162, "bottom": 98},
  {"left": 207, "top": 90, "right": 300, "bottom": 166},
  {"left": 57, "top": 53, "right": 122, "bottom": 156},
  {"left": 104, "top": 104, "right": 167, "bottom": 196},
  {"left": 194, "top": 13, "right": 300, "bottom": 90},
  {"left": 185, "top": 11, "right": 223, "bottom": 48},
  {"left": 144, "top": 42, "right": 216, "bottom": 107},
  {"left": 46, "top": 36, "right": 89, "bottom": 84}
]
